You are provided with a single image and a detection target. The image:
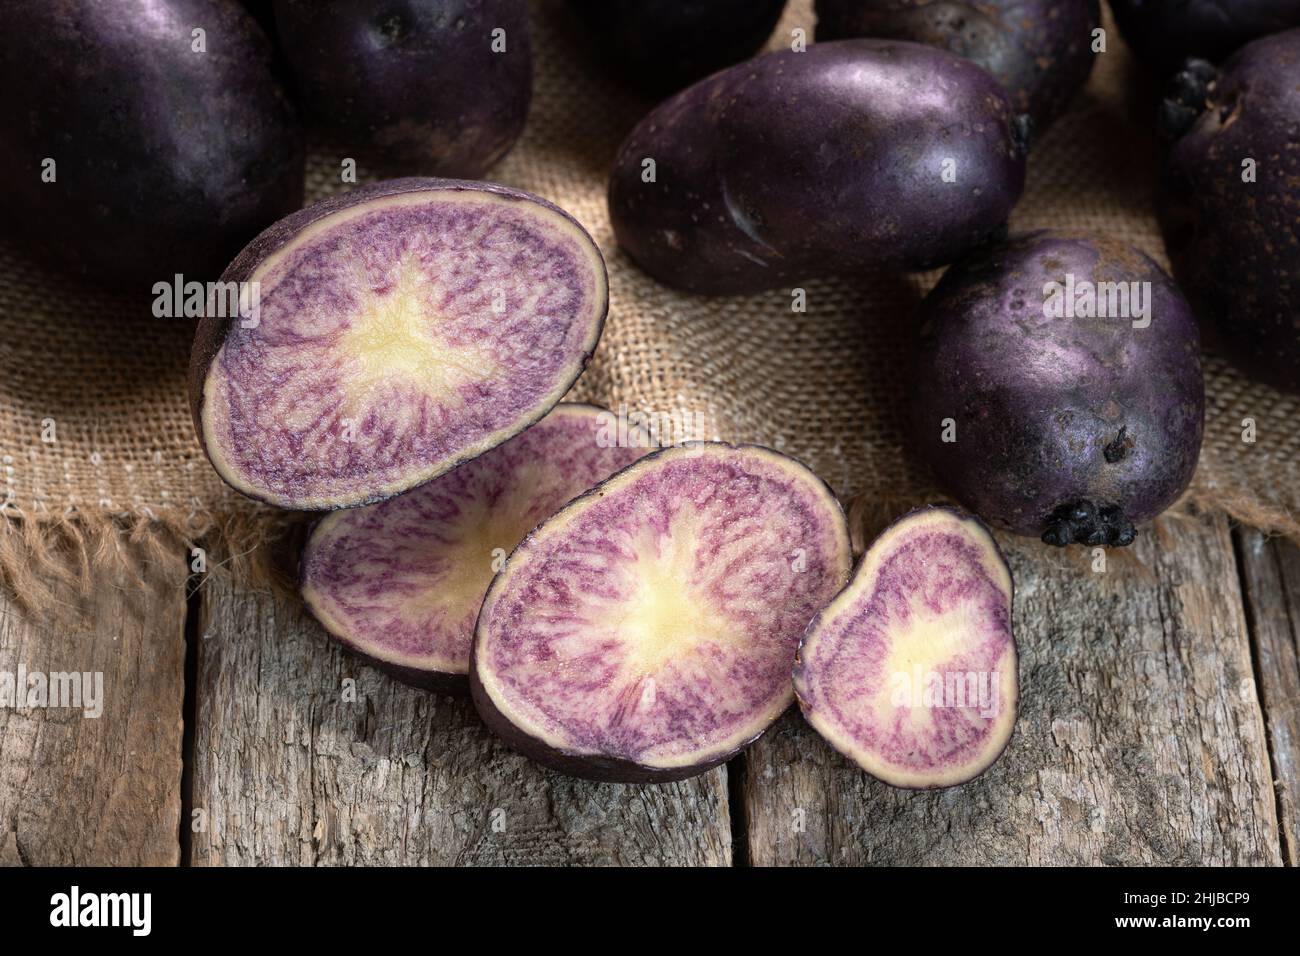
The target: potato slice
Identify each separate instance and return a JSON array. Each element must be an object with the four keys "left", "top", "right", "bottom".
[
  {"left": 191, "top": 178, "right": 607, "bottom": 510},
  {"left": 301, "top": 404, "right": 647, "bottom": 692},
  {"left": 795, "top": 507, "right": 1017, "bottom": 788},
  {"left": 473, "top": 442, "right": 852, "bottom": 783}
]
